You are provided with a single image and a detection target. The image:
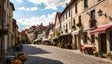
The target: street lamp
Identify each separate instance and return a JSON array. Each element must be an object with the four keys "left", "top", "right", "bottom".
[{"left": 97, "top": 9, "right": 107, "bottom": 17}]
